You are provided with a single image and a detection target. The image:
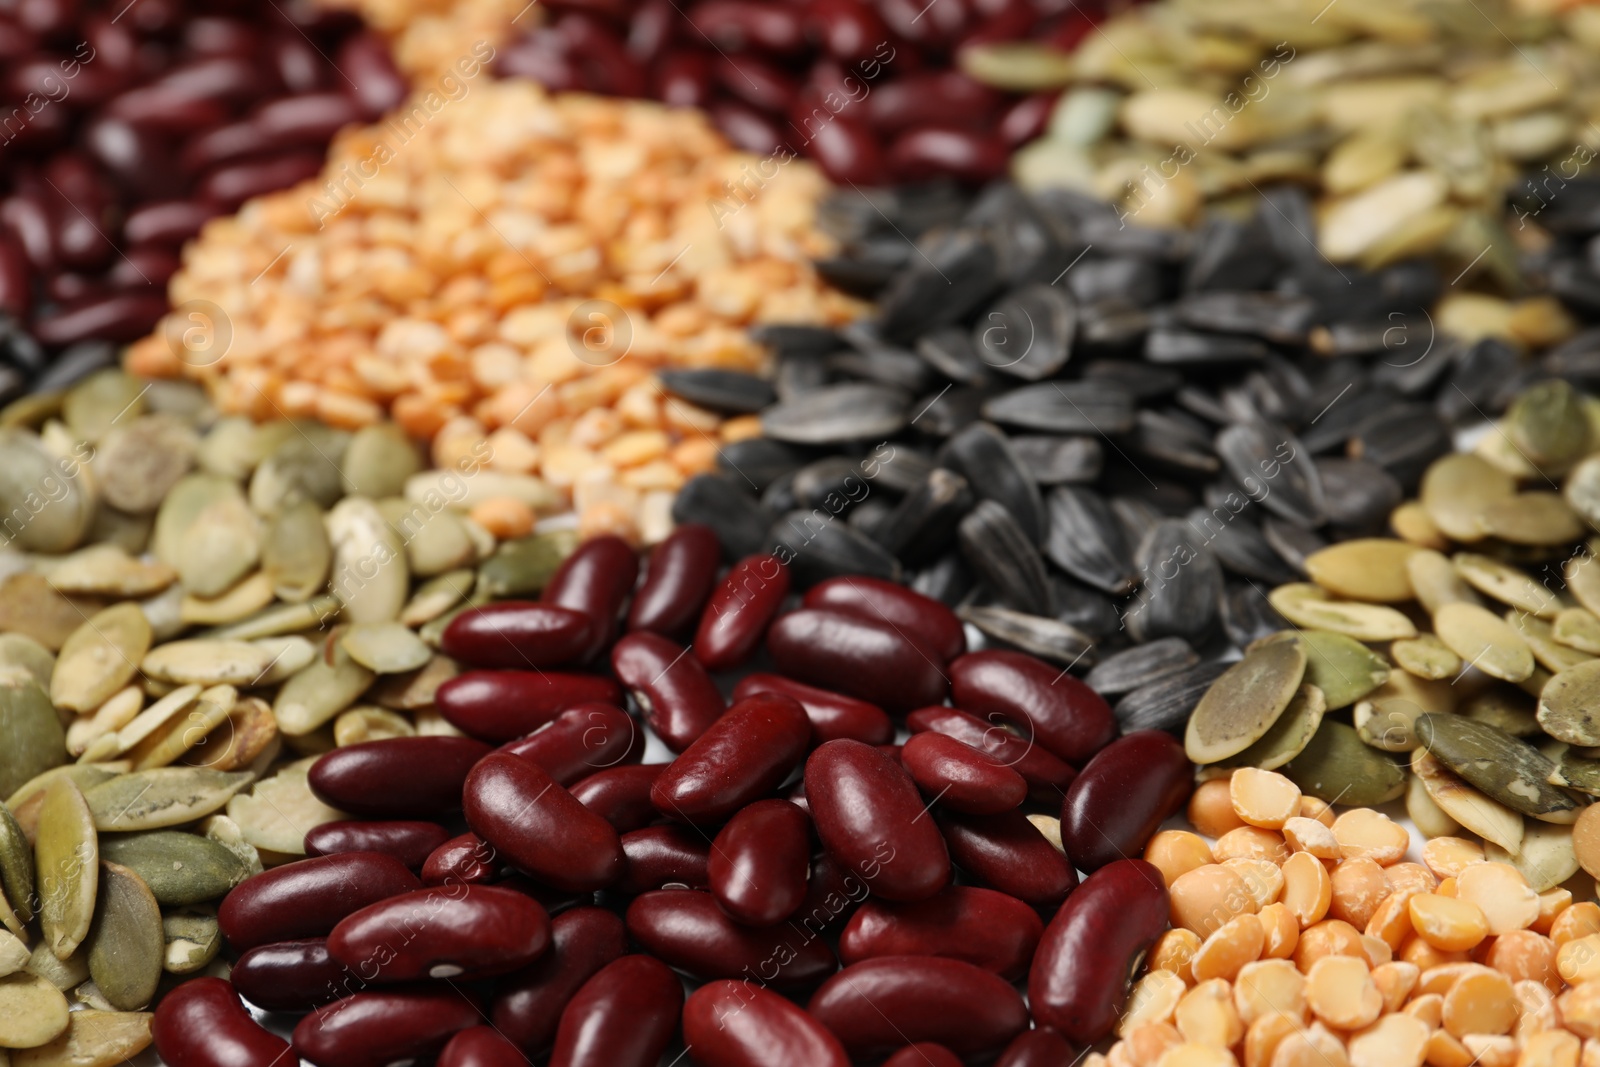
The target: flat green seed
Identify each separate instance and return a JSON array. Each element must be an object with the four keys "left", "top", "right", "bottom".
[
  {"left": 1555, "top": 608, "right": 1600, "bottom": 656},
  {"left": 41, "top": 546, "right": 175, "bottom": 600},
  {"left": 1185, "top": 640, "right": 1307, "bottom": 764},
  {"left": 333, "top": 707, "right": 415, "bottom": 747},
  {"left": 341, "top": 622, "right": 431, "bottom": 674},
  {"left": 1220, "top": 684, "right": 1325, "bottom": 770},
  {"left": 177, "top": 487, "right": 262, "bottom": 600},
  {"left": 249, "top": 423, "right": 351, "bottom": 514},
  {"left": 1509, "top": 611, "right": 1594, "bottom": 674},
  {"left": 125, "top": 685, "right": 237, "bottom": 772},
  {"left": 1566, "top": 554, "right": 1600, "bottom": 617},
  {"left": 1266, "top": 583, "right": 1416, "bottom": 641},
  {"left": 1304, "top": 538, "right": 1417, "bottom": 602},
  {"left": 1352, "top": 672, "right": 1457, "bottom": 753},
  {"left": 0, "top": 573, "right": 99, "bottom": 652},
  {"left": 1484, "top": 820, "right": 1579, "bottom": 892},
  {"left": 382, "top": 500, "right": 475, "bottom": 579},
  {"left": 0, "top": 675, "right": 66, "bottom": 801},
  {"left": 178, "top": 572, "right": 276, "bottom": 627},
  {"left": 35, "top": 780, "right": 96, "bottom": 960},
  {"left": 202, "top": 596, "right": 341, "bottom": 641},
  {"left": 11, "top": 1009, "right": 154, "bottom": 1067},
  {"left": 1510, "top": 379, "right": 1590, "bottom": 467},
  {"left": 1538, "top": 659, "right": 1600, "bottom": 746},
  {"left": 1406, "top": 549, "right": 1484, "bottom": 615},
  {"left": 1434, "top": 602, "right": 1535, "bottom": 682},
  {"left": 262, "top": 498, "right": 332, "bottom": 605},
  {"left": 98, "top": 832, "right": 250, "bottom": 906},
  {"left": 0, "top": 636, "right": 53, "bottom": 691},
  {"left": 86, "top": 863, "right": 162, "bottom": 1011},
  {"left": 342, "top": 424, "right": 422, "bottom": 499},
  {"left": 1416, "top": 713, "right": 1577, "bottom": 817},
  {"left": 83, "top": 769, "right": 254, "bottom": 832},
  {"left": 399, "top": 570, "right": 473, "bottom": 628},
  {"left": 0, "top": 805, "right": 33, "bottom": 926},
  {"left": 368, "top": 655, "right": 459, "bottom": 711},
  {"left": 1413, "top": 749, "right": 1521, "bottom": 855},
  {"left": 1454, "top": 553, "right": 1566, "bottom": 618},
  {"left": 50, "top": 604, "right": 152, "bottom": 715},
  {"left": 1391, "top": 634, "right": 1462, "bottom": 680},
  {"left": 161, "top": 908, "right": 221, "bottom": 975},
  {"left": 1481, "top": 492, "right": 1585, "bottom": 546},
  {"left": 475, "top": 530, "right": 578, "bottom": 600},
  {"left": 0, "top": 972, "right": 70, "bottom": 1048},
  {"left": 1281, "top": 719, "right": 1406, "bottom": 806},
  {"left": 327, "top": 497, "right": 408, "bottom": 624},
  {"left": 1254, "top": 629, "right": 1391, "bottom": 709},
  {"left": 0, "top": 430, "right": 94, "bottom": 555},
  {"left": 62, "top": 370, "right": 143, "bottom": 443},
  {"left": 1549, "top": 747, "right": 1600, "bottom": 796},
  {"left": 197, "top": 814, "right": 262, "bottom": 878},
  {"left": 1461, "top": 687, "right": 1541, "bottom": 736},
  {"left": 140, "top": 641, "right": 278, "bottom": 687},
  {"left": 0, "top": 930, "right": 27, "bottom": 977},
  {"left": 1420, "top": 453, "right": 1514, "bottom": 542}
]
